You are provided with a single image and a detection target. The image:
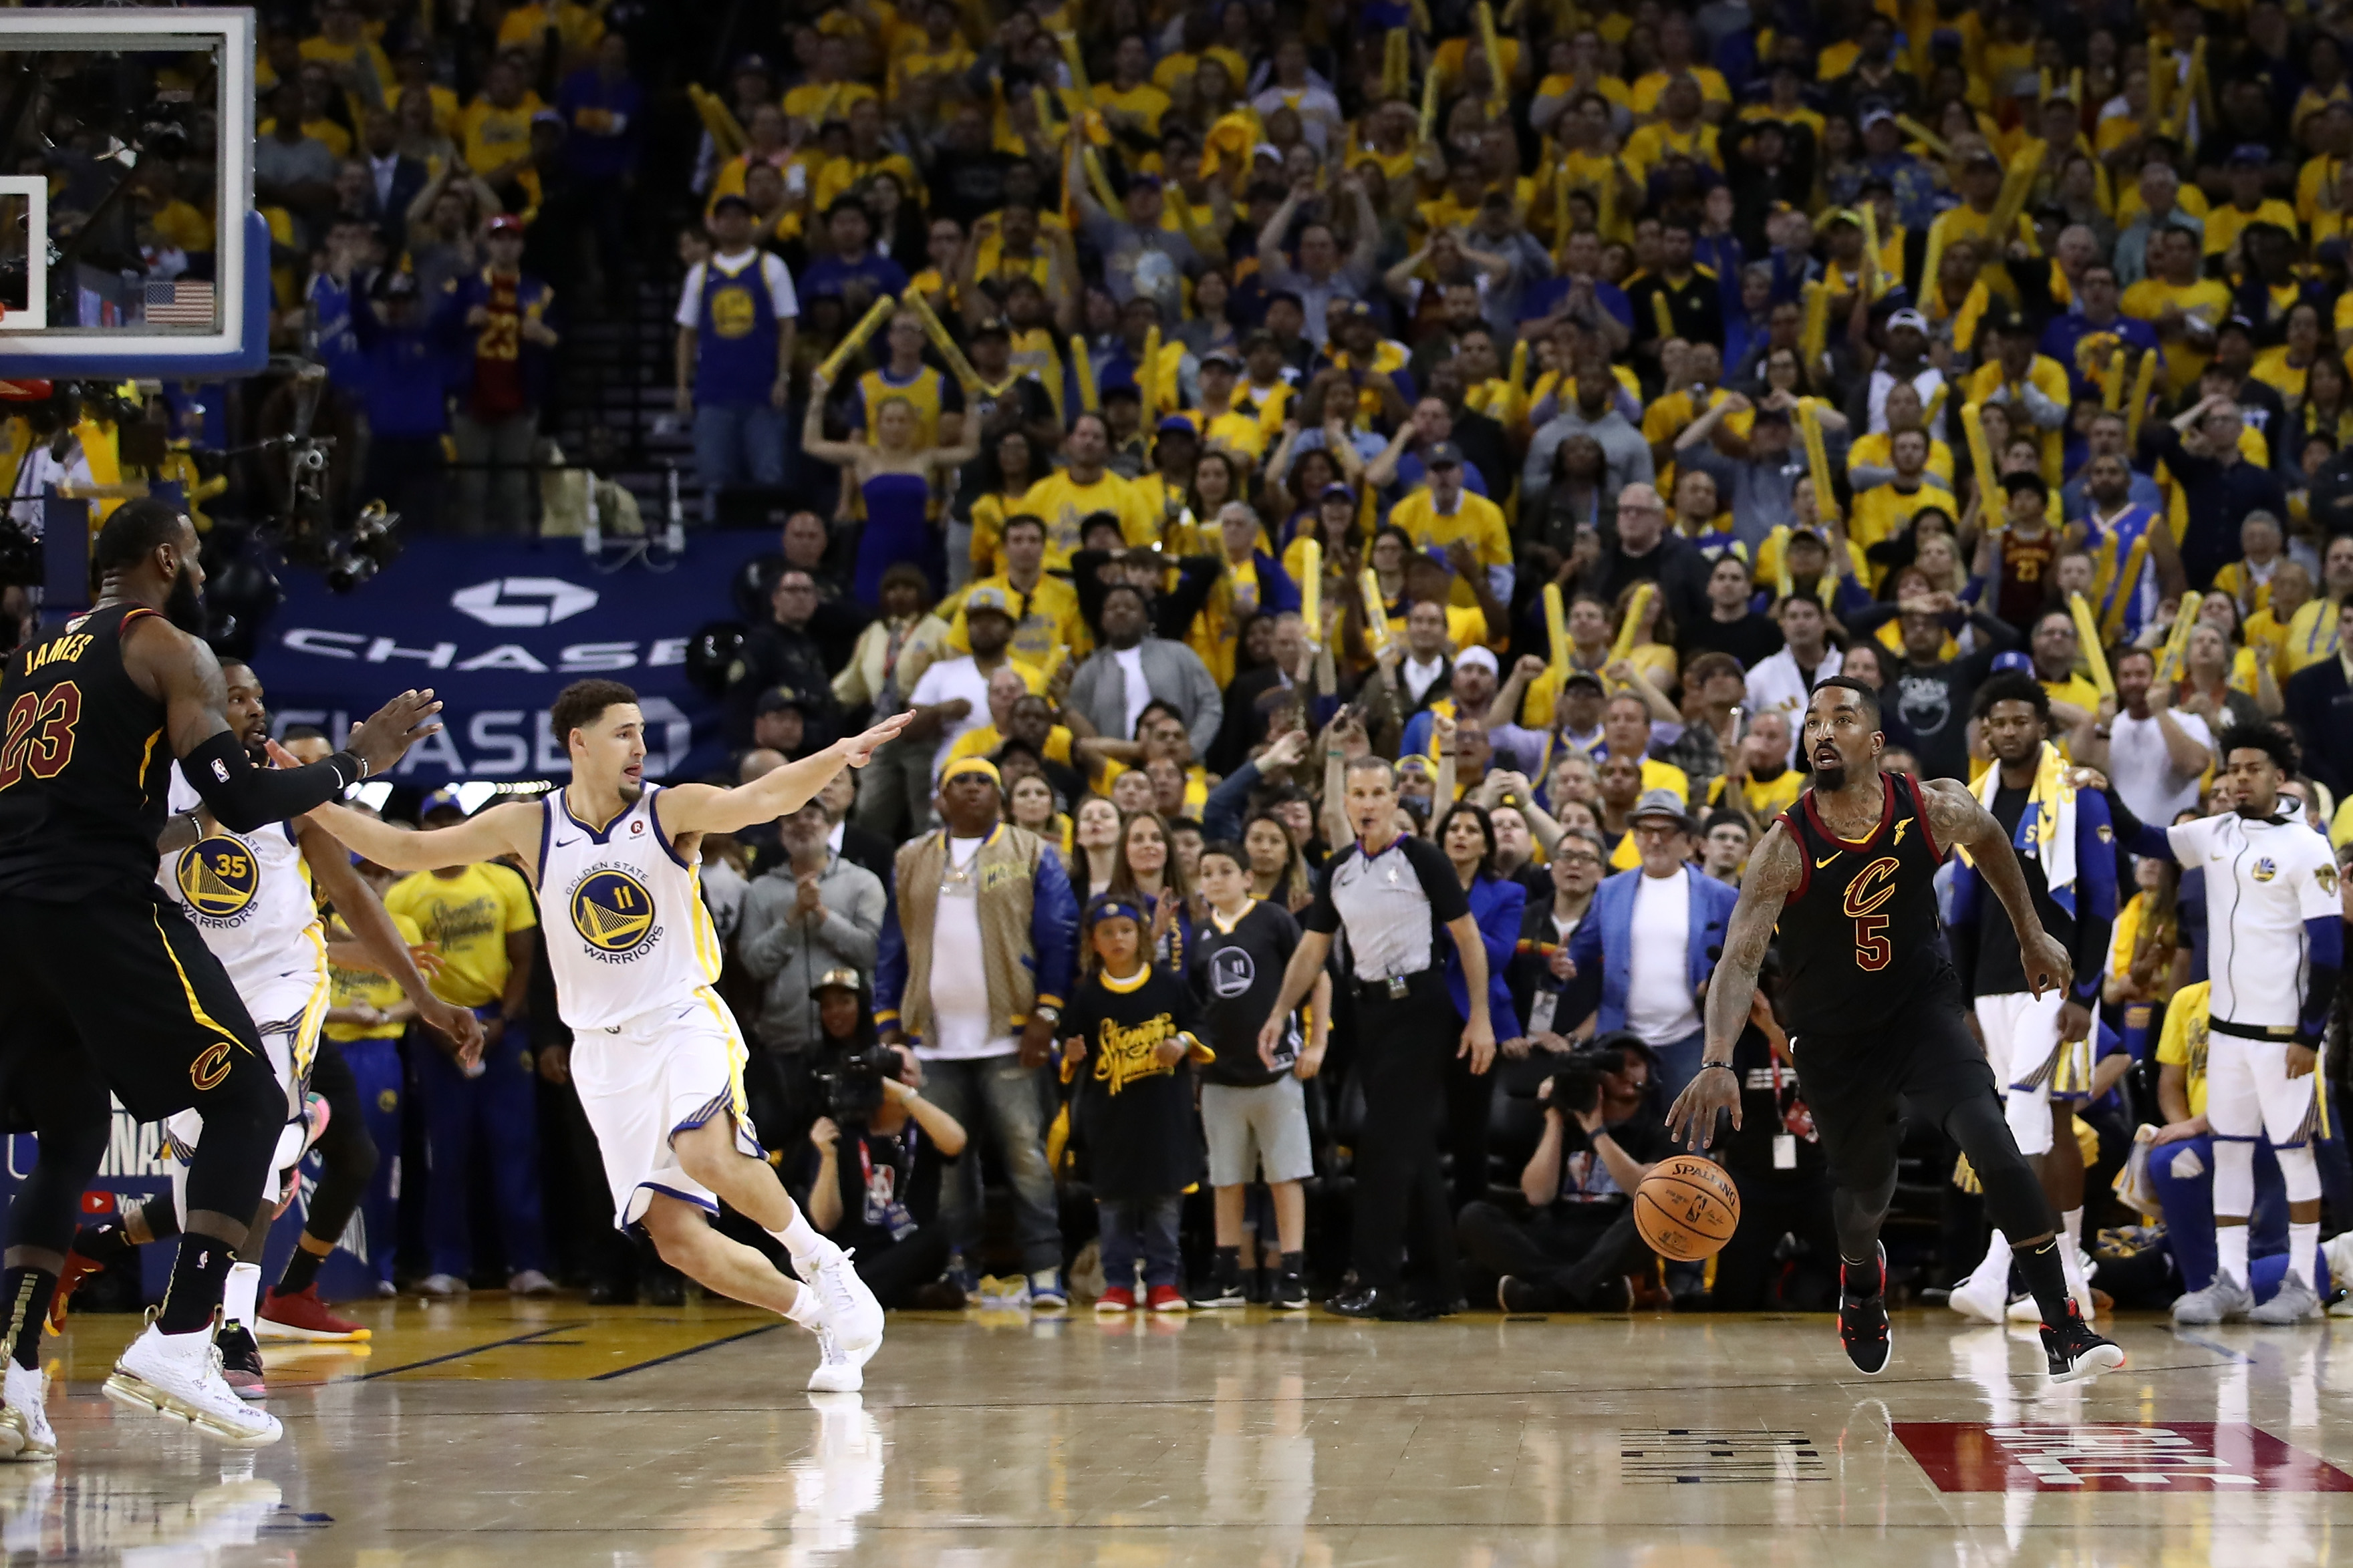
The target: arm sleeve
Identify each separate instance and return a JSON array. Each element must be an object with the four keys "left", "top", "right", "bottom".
[
  {"left": 2071, "top": 792, "right": 2118, "bottom": 1003},
  {"left": 1202, "top": 760, "right": 1260, "bottom": 842},
  {"left": 2100, "top": 787, "right": 2178, "bottom": 861},
  {"left": 180, "top": 729, "right": 362, "bottom": 834},
  {"left": 1301, "top": 856, "right": 1344, "bottom": 935},
  {"left": 1407, "top": 837, "right": 1473, "bottom": 922},
  {"left": 1948, "top": 862, "right": 1983, "bottom": 1002},
  {"left": 1029, "top": 844, "right": 1079, "bottom": 1011},
  {"left": 2303, "top": 915, "right": 2342, "bottom": 1042}
]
